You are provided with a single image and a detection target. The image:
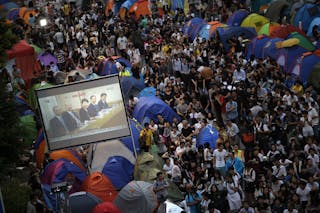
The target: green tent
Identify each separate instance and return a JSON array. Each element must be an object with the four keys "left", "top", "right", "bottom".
[
  {"left": 19, "top": 115, "right": 37, "bottom": 145},
  {"left": 258, "top": 22, "right": 280, "bottom": 35},
  {"left": 30, "top": 44, "right": 43, "bottom": 54},
  {"left": 288, "top": 32, "right": 316, "bottom": 51}
]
